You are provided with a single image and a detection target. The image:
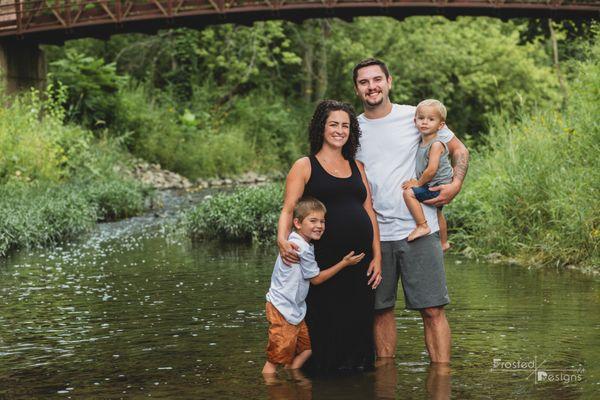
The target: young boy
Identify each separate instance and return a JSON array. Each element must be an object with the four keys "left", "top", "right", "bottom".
[
  {"left": 262, "top": 196, "right": 365, "bottom": 374},
  {"left": 402, "top": 99, "right": 453, "bottom": 251}
]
